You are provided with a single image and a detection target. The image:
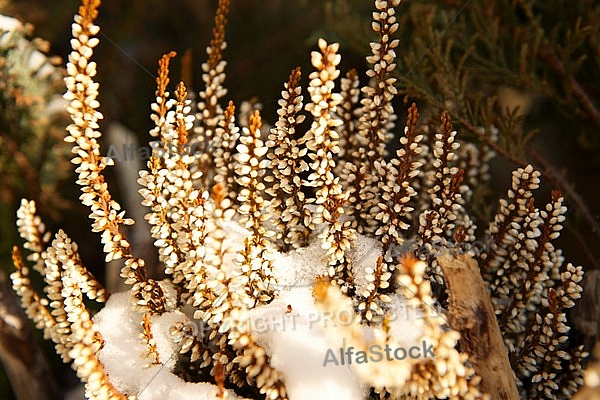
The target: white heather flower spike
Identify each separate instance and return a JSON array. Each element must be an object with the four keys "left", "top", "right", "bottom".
[
  {"left": 266, "top": 67, "right": 311, "bottom": 252},
  {"left": 374, "top": 103, "right": 423, "bottom": 267},
  {"left": 416, "top": 111, "right": 472, "bottom": 285},
  {"left": 11, "top": 228, "right": 122, "bottom": 399},
  {"left": 213, "top": 101, "right": 241, "bottom": 211},
  {"left": 16, "top": 199, "right": 51, "bottom": 275},
  {"left": 336, "top": 68, "right": 361, "bottom": 165},
  {"left": 234, "top": 110, "right": 277, "bottom": 305},
  {"left": 304, "top": 38, "right": 357, "bottom": 292},
  {"left": 64, "top": 0, "right": 165, "bottom": 314},
  {"left": 346, "top": 0, "right": 401, "bottom": 235},
  {"left": 191, "top": 0, "right": 230, "bottom": 188}
]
